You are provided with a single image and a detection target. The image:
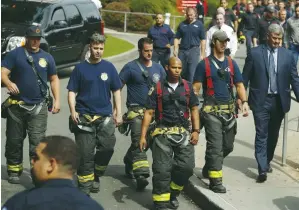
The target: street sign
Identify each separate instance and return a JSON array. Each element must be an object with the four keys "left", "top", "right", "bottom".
[{"left": 176, "top": 0, "right": 198, "bottom": 13}]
